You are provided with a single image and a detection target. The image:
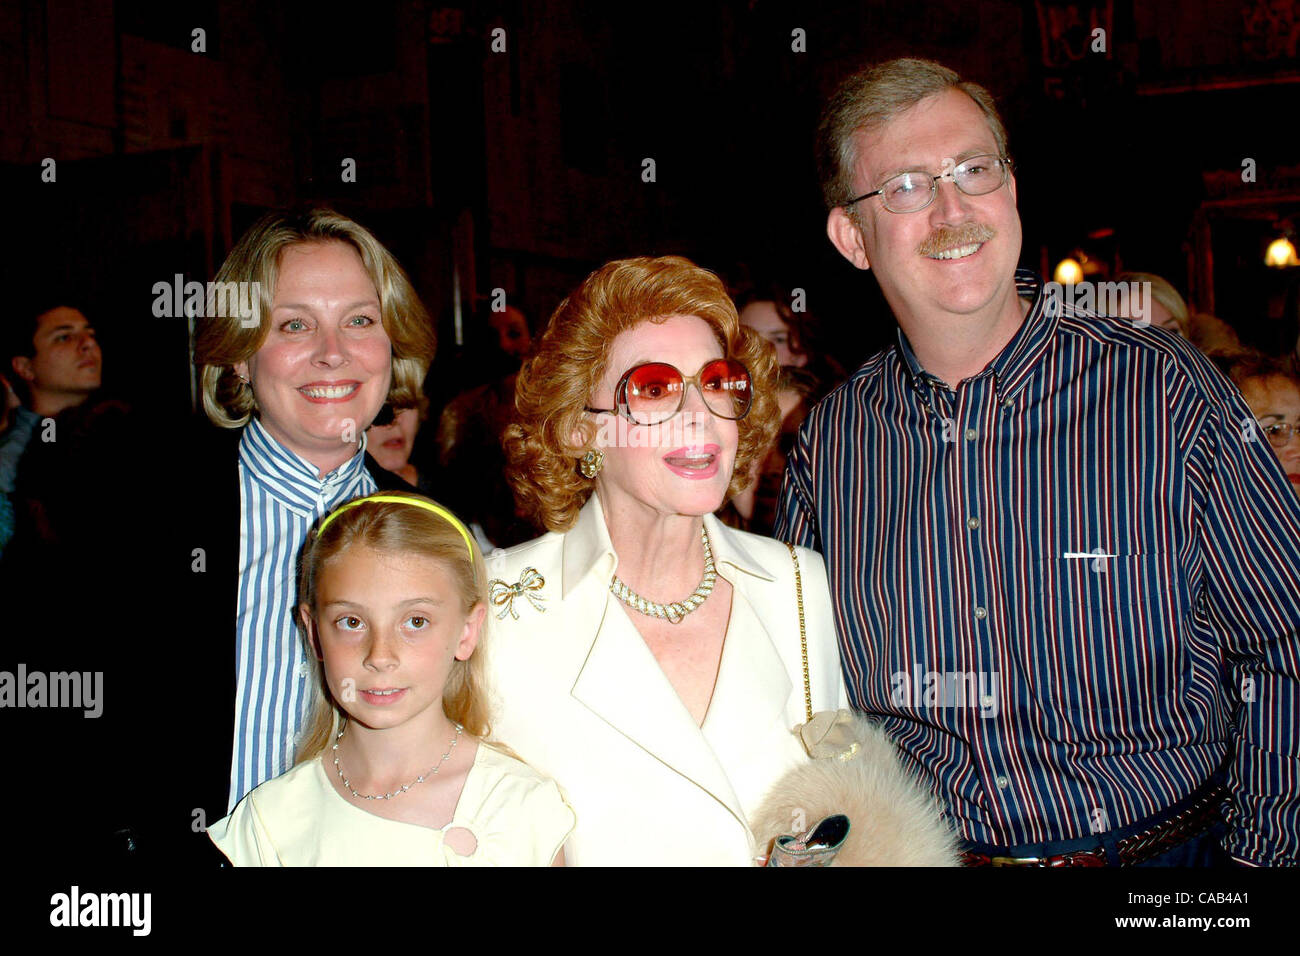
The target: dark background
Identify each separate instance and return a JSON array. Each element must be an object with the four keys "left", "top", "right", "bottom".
[{"left": 4, "top": 0, "right": 1299, "bottom": 425}]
